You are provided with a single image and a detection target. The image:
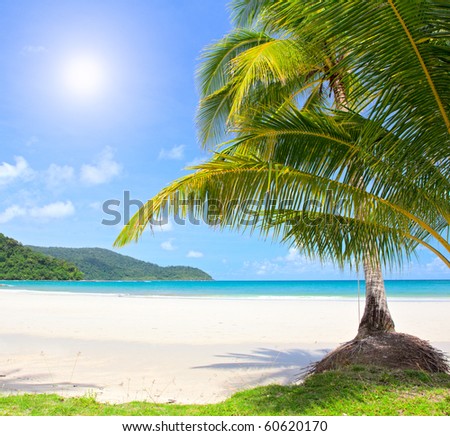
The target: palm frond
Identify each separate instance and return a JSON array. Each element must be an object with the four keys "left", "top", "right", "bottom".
[
  {"left": 116, "top": 0, "right": 449, "bottom": 274},
  {"left": 196, "top": 28, "right": 324, "bottom": 146},
  {"left": 228, "top": 38, "right": 321, "bottom": 116},
  {"left": 197, "top": 29, "right": 272, "bottom": 97},
  {"left": 270, "top": 0, "right": 450, "bottom": 155},
  {"left": 224, "top": 107, "right": 450, "bottom": 223},
  {"left": 229, "top": 0, "right": 274, "bottom": 28},
  {"left": 114, "top": 153, "right": 449, "bottom": 267}
]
